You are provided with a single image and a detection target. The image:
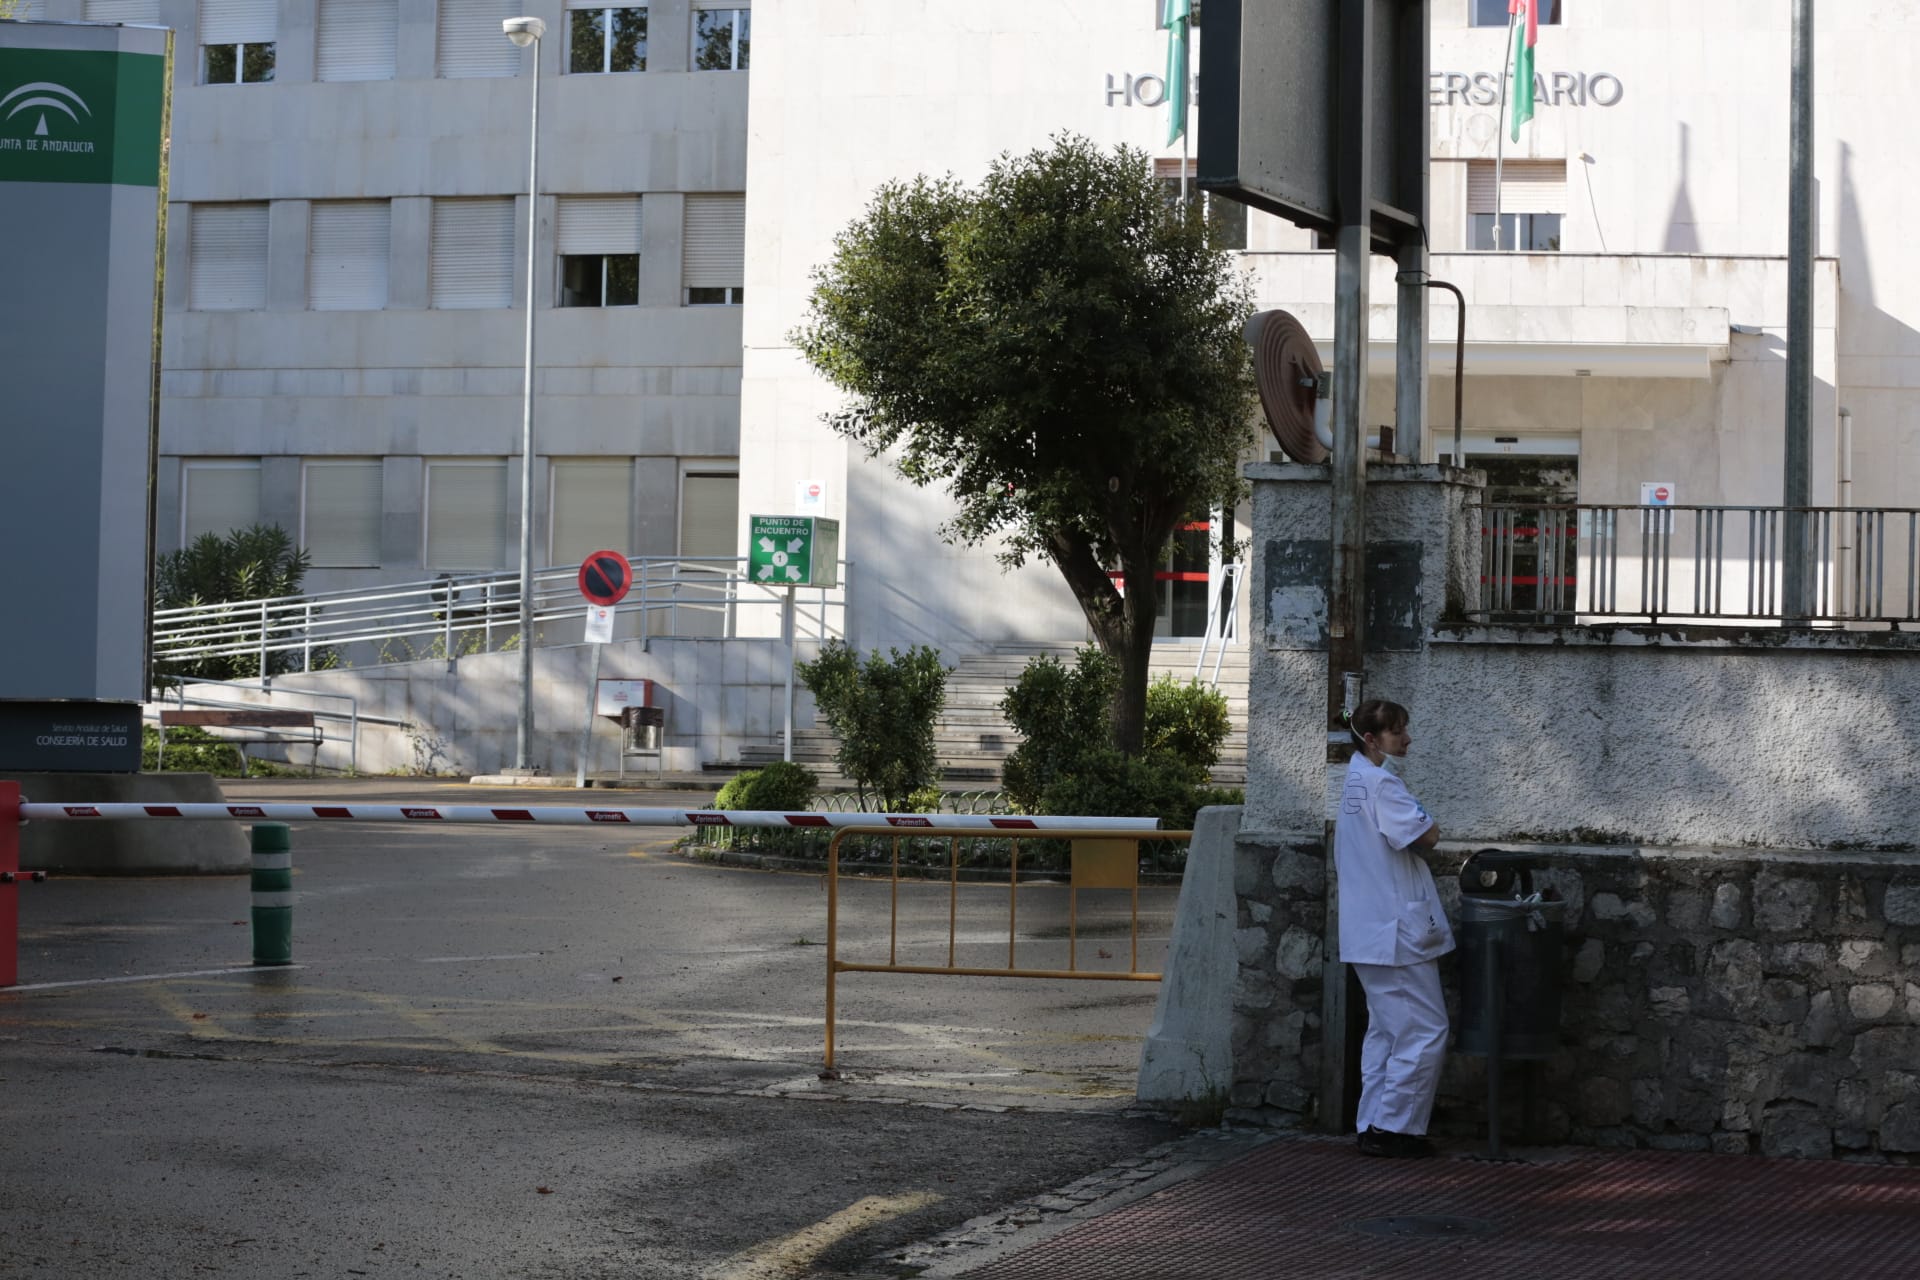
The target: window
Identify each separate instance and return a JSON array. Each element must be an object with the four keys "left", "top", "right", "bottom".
[
  {"left": 189, "top": 203, "right": 269, "bottom": 310},
  {"left": 425, "top": 461, "right": 509, "bottom": 570},
  {"left": 316, "top": 0, "right": 398, "bottom": 82},
  {"left": 683, "top": 193, "right": 744, "bottom": 306},
  {"left": 691, "top": 0, "right": 748, "bottom": 71},
  {"left": 182, "top": 461, "right": 262, "bottom": 543},
  {"left": 567, "top": 0, "right": 646, "bottom": 74},
  {"left": 1470, "top": 0, "right": 1560, "bottom": 25},
  {"left": 549, "top": 460, "right": 634, "bottom": 566},
  {"left": 310, "top": 201, "right": 392, "bottom": 310},
  {"left": 1466, "top": 159, "right": 1565, "bottom": 250},
  {"left": 200, "top": 0, "right": 276, "bottom": 83},
  {"left": 431, "top": 197, "right": 516, "bottom": 309},
  {"left": 84, "top": 0, "right": 161, "bottom": 20},
  {"left": 556, "top": 195, "right": 642, "bottom": 307},
  {"left": 679, "top": 470, "right": 738, "bottom": 562},
  {"left": 438, "top": 0, "right": 523, "bottom": 77},
  {"left": 1155, "top": 160, "right": 1246, "bottom": 250},
  {"left": 302, "top": 460, "right": 384, "bottom": 567}
]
